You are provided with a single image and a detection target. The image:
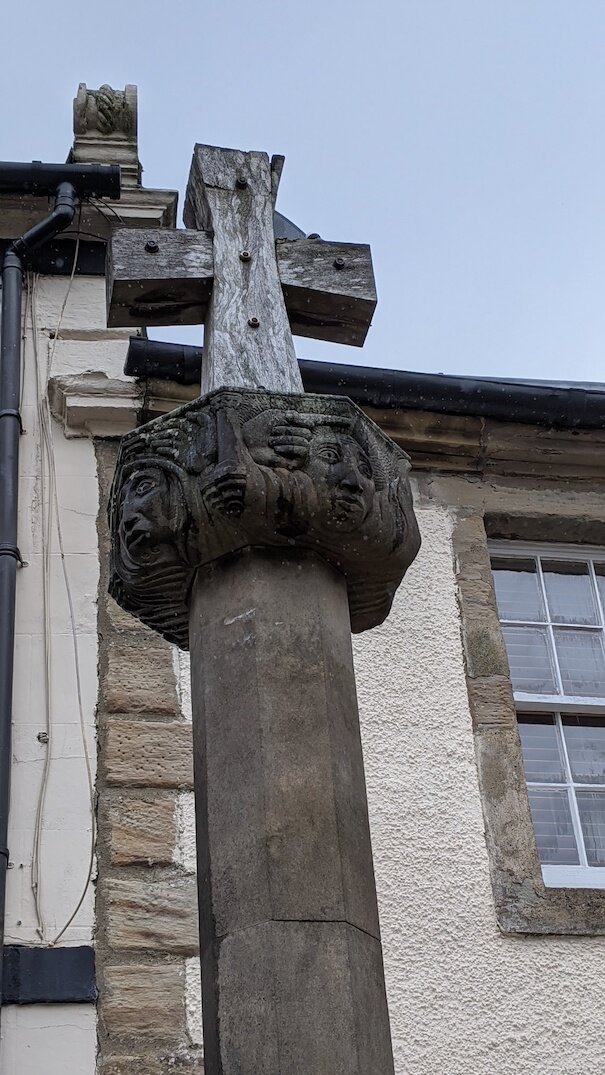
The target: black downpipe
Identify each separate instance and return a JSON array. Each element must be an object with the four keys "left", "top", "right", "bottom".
[
  {"left": 0, "top": 251, "right": 22, "bottom": 1014},
  {"left": 0, "top": 162, "right": 119, "bottom": 1019}
]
